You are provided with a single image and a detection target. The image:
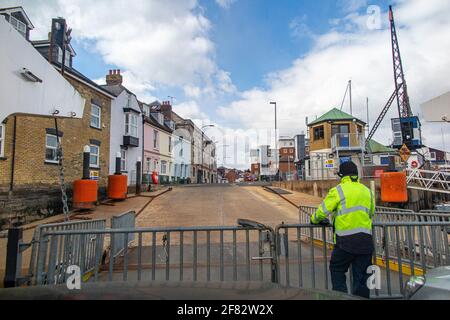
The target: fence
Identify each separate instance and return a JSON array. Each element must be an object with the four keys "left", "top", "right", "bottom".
[
  {"left": 32, "top": 219, "right": 278, "bottom": 285},
  {"left": 110, "top": 211, "right": 136, "bottom": 259},
  {"left": 25, "top": 219, "right": 106, "bottom": 286},
  {"left": 276, "top": 221, "right": 450, "bottom": 298},
  {"left": 5, "top": 210, "right": 450, "bottom": 299}
]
